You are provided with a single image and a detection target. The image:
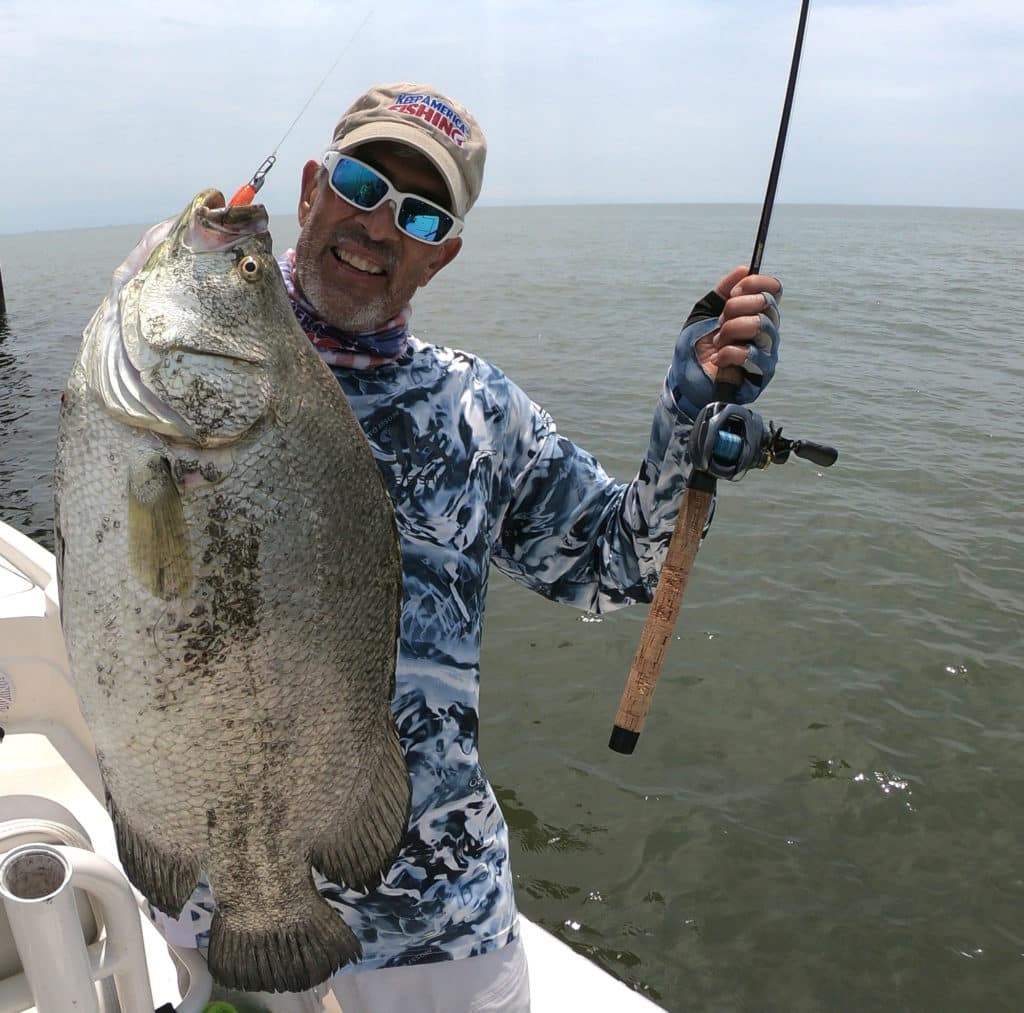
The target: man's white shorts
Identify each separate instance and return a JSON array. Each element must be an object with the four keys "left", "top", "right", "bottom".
[
  {"left": 331, "top": 936, "right": 530, "bottom": 1013},
  {"left": 194, "top": 938, "right": 531, "bottom": 1012}
]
